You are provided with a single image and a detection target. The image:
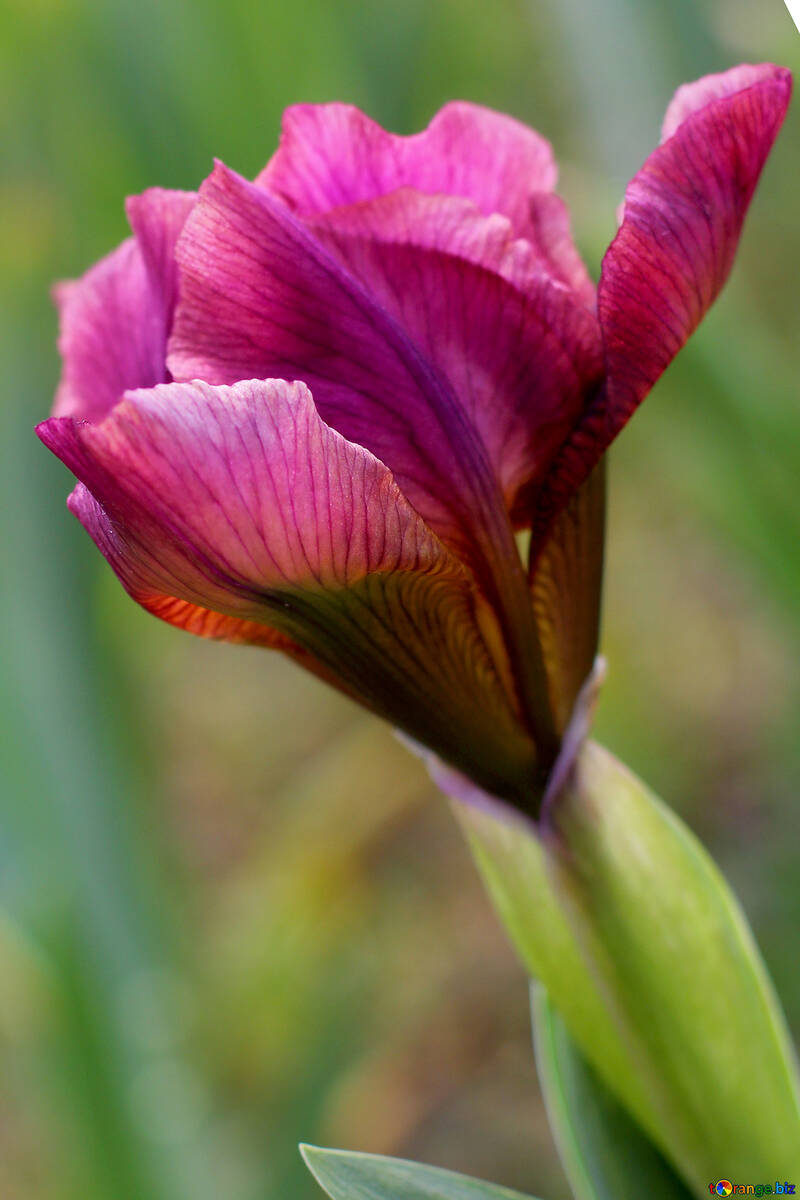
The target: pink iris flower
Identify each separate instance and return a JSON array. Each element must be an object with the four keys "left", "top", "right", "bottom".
[{"left": 38, "top": 64, "right": 791, "bottom": 810}]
